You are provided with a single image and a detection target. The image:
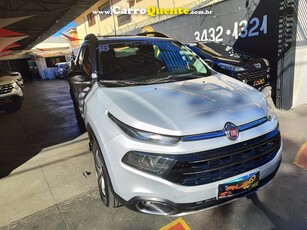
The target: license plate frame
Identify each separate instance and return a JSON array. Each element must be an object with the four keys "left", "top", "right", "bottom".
[{"left": 218, "top": 172, "right": 260, "bottom": 199}]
